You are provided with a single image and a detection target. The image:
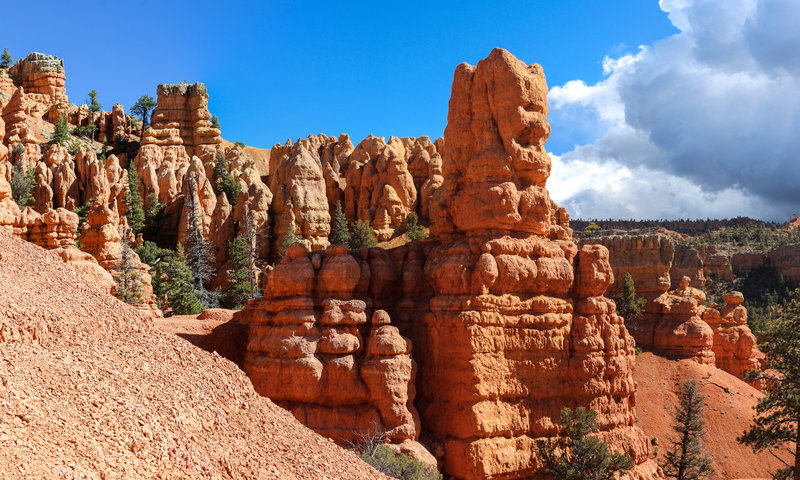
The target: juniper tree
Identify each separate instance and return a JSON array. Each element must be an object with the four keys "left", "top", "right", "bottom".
[
  {"left": 131, "top": 94, "right": 157, "bottom": 135},
  {"left": 349, "top": 219, "right": 377, "bottom": 250},
  {"left": 116, "top": 236, "right": 143, "bottom": 304},
  {"left": 125, "top": 165, "right": 145, "bottom": 234},
  {"left": 612, "top": 272, "right": 646, "bottom": 325},
  {"left": 662, "top": 379, "right": 714, "bottom": 480},
  {"left": 212, "top": 151, "right": 240, "bottom": 208},
  {"left": 739, "top": 287, "right": 800, "bottom": 480},
  {"left": 536, "top": 407, "right": 634, "bottom": 480},
  {"left": 0, "top": 47, "right": 11, "bottom": 68},
  {"left": 330, "top": 201, "right": 350, "bottom": 246},
  {"left": 405, "top": 212, "right": 427, "bottom": 242}
]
